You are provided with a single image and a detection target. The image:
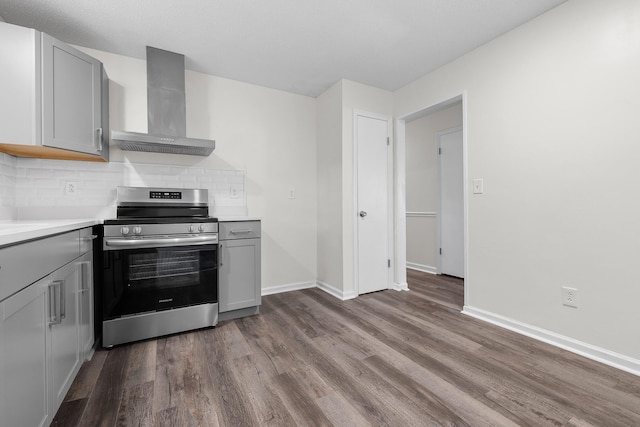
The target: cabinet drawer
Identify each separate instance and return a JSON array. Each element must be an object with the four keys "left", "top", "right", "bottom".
[
  {"left": 0, "top": 231, "right": 79, "bottom": 302},
  {"left": 219, "top": 221, "right": 261, "bottom": 240}
]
